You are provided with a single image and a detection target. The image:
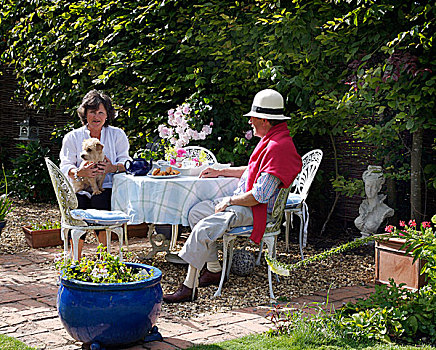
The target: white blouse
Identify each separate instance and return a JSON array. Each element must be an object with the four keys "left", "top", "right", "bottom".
[{"left": 60, "top": 125, "right": 131, "bottom": 189}]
